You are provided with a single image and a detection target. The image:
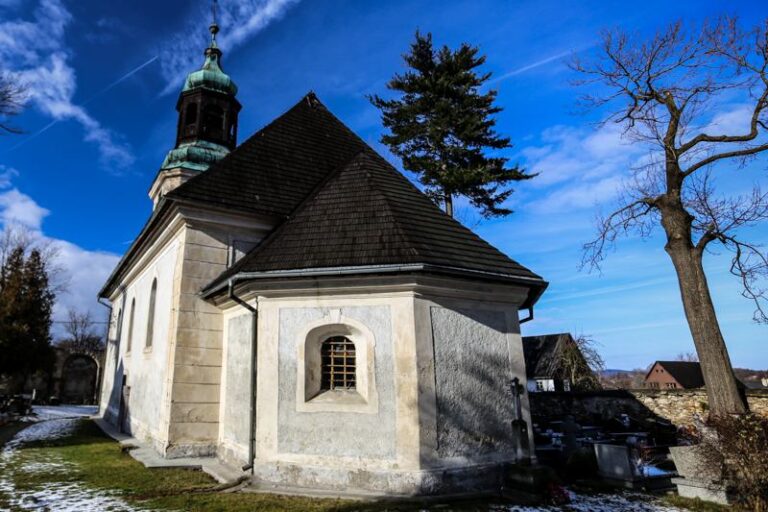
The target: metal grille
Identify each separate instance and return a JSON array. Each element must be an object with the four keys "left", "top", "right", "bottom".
[{"left": 320, "top": 336, "right": 356, "bottom": 391}]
